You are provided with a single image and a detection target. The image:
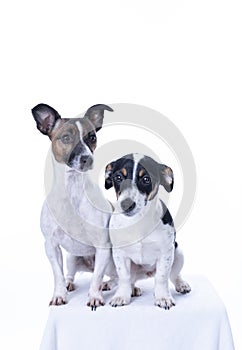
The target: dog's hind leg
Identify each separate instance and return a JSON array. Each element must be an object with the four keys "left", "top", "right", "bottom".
[
  {"left": 130, "top": 262, "right": 142, "bottom": 297},
  {"left": 170, "top": 245, "right": 191, "bottom": 294},
  {"left": 66, "top": 254, "right": 96, "bottom": 291},
  {"left": 101, "top": 256, "right": 118, "bottom": 291},
  {"left": 66, "top": 254, "right": 79, "bottom": 292}
]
